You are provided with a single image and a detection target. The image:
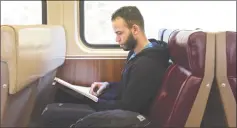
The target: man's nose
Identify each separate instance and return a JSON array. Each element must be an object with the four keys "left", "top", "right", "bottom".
[{"left": 116, "top": 36, "right": 121, "bottom": 43}]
